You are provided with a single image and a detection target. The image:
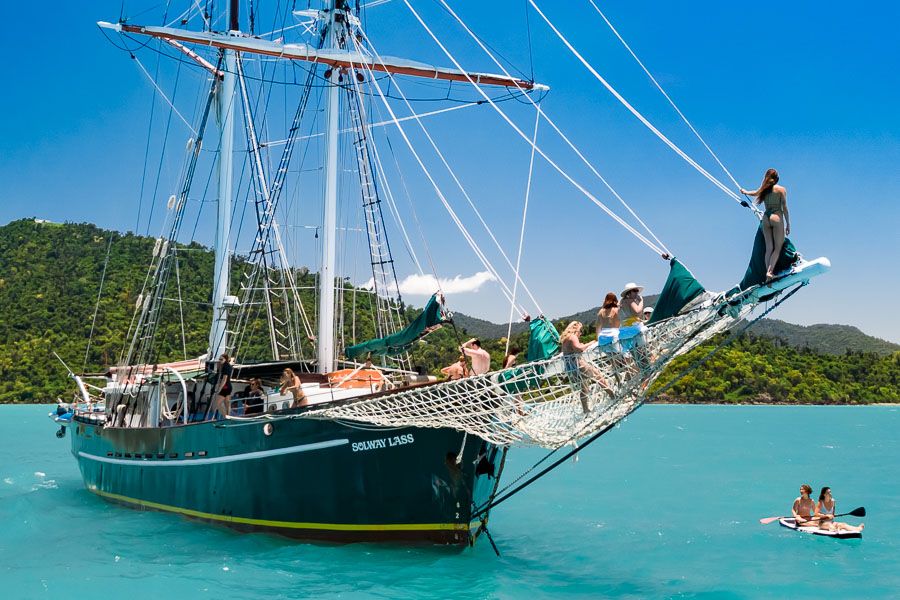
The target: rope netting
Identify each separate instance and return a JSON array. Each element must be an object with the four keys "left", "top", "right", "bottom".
[{"left": 303, "top": 294, "right": 754, "bottom": 448}]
